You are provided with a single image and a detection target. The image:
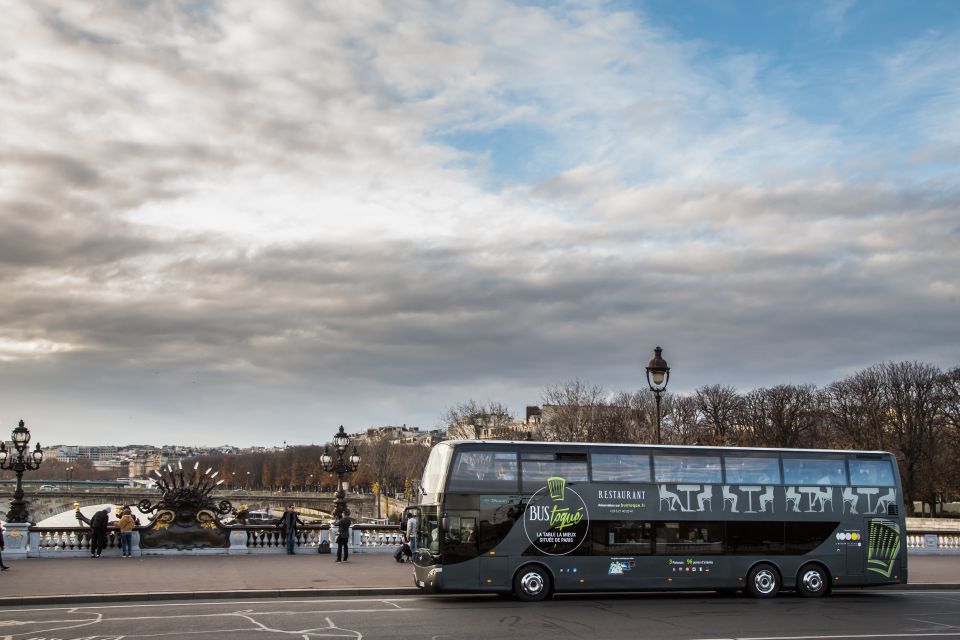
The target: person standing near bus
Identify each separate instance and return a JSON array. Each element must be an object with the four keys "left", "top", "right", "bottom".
[
  {"left": 335, "top": 509, "right": 352, "bottom": 562},
  {"left": 406, "top": 512, "right": 418, "bottom": 550}
]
